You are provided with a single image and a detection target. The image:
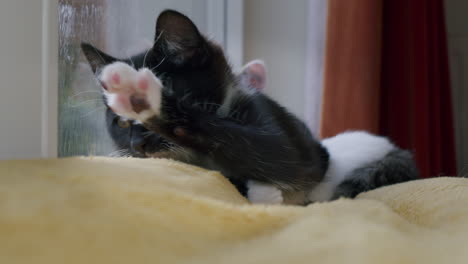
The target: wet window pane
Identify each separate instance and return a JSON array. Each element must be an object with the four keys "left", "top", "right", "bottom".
[{"left": 58, "top": 0, "right": 210, "bottom": 157}]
